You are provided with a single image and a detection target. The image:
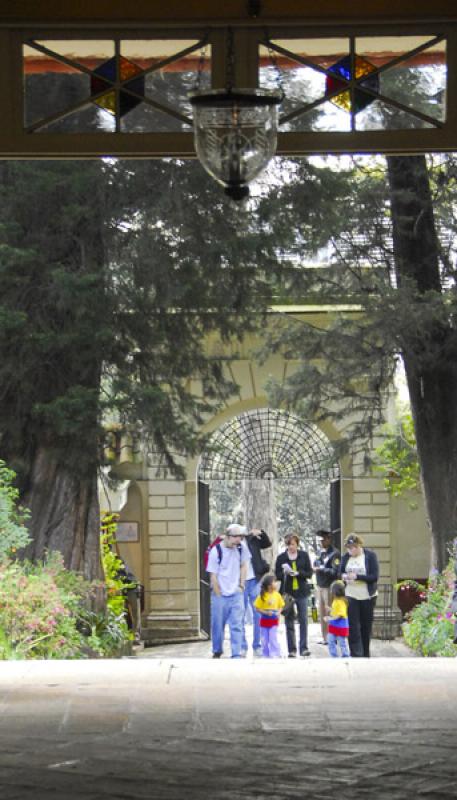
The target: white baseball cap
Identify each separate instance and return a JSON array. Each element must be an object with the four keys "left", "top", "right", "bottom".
[{"left": 226, "top": 523, "right": 247, "bottom": 537}]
